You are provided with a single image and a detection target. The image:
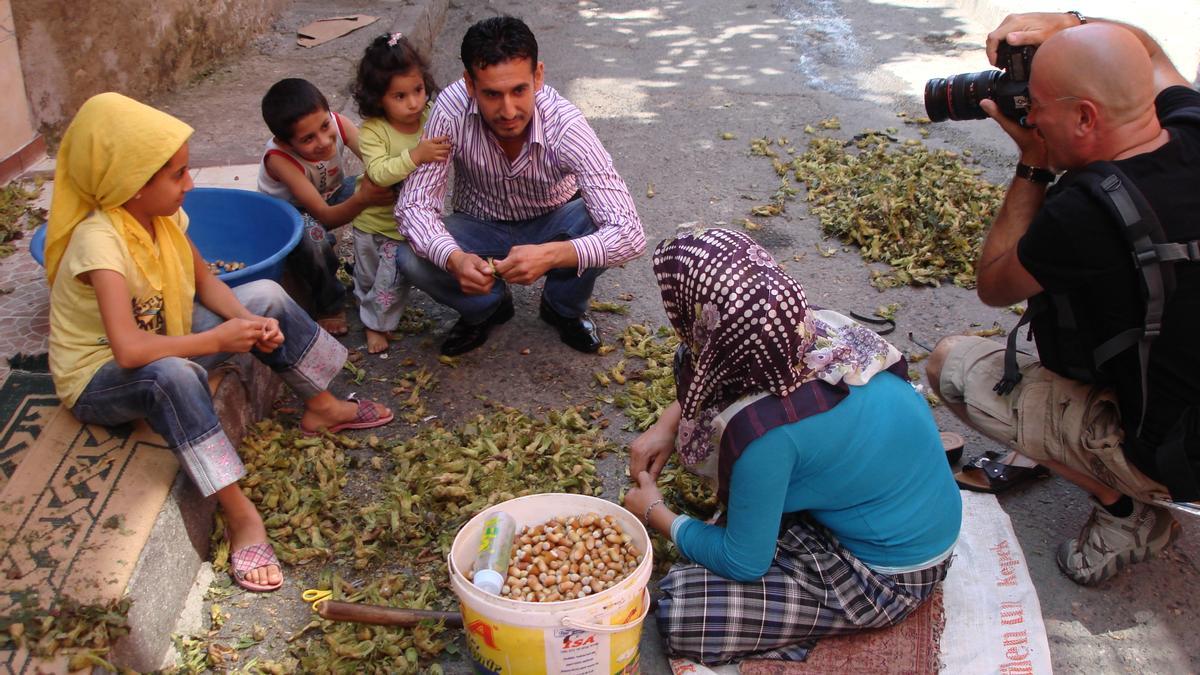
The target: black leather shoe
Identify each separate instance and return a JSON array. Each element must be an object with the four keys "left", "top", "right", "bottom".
[
  {"left": 440, "top": 292, "right": 515, "bottom": 356},
  {"left": 539, "top": 298, "right": 601, "bottom": 353}
]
